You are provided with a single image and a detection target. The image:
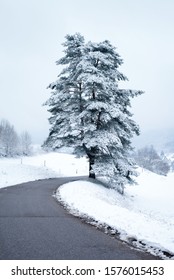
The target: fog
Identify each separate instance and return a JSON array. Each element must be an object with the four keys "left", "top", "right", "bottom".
[{"left": 0, "top": 0, "right": 174, "bottom": 144}]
